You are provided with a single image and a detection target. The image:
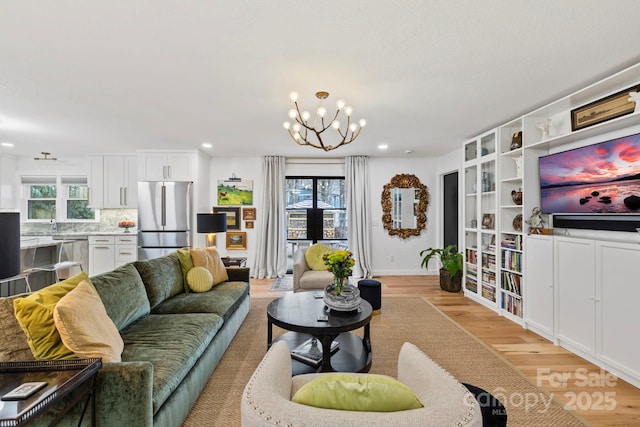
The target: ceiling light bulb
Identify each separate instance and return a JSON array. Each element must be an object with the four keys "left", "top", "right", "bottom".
[
  {"left": 332, "top": 120, "right": 340, "bottom": 129},
  {"left": 1, "top": 142, "right": 14, "bottom": 147},
  {"left": 336, "top": 99, "right": 345, "bottom": 109},
  {"left": 302, "top": 111, "right": 311, "bottom": 121},
  {"left": 201, "top": 142, "right": 212, "bottom": 148},
  {"left": 294, "top": 133, "right": 301, "bottom": 141},
  {"left": 378, "top": 144, "right": 388, "bottom": 150},
  {"left": 345, "top": 106, "right": 353, "bottom": 116},
  {"left": 283, "top": 121, "right": 291, "bottom": 130},
  {"left": 349, "top": 123, "right": 358, "bottom": 132},
  {"left": 288, "top": 109, "right": 297, "bottom": 119},
  {"left": 289, "top": 92, "right": 298, "bottom": 102},
  {"left": 359, "top": 119, "right": 367, "bottom": 127},
  {"left": 292, "top": 123, "right": 301, "bottom": 132},
  {"left": 317, "top": 106, "right": 327, "bottom": 117}
]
